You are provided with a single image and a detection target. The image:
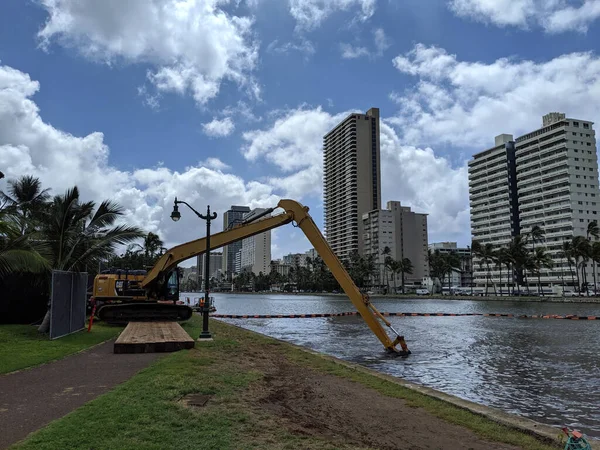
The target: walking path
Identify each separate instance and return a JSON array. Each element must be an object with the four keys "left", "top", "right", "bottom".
[{"left": 0, "top": 340, "right": 161, "bottom": 449}]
